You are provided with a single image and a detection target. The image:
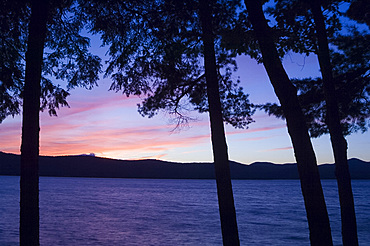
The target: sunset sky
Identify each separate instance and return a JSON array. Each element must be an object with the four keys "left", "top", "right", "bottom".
[{"left": 0, "top": 35, "right": 369, "bottom": 165}]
